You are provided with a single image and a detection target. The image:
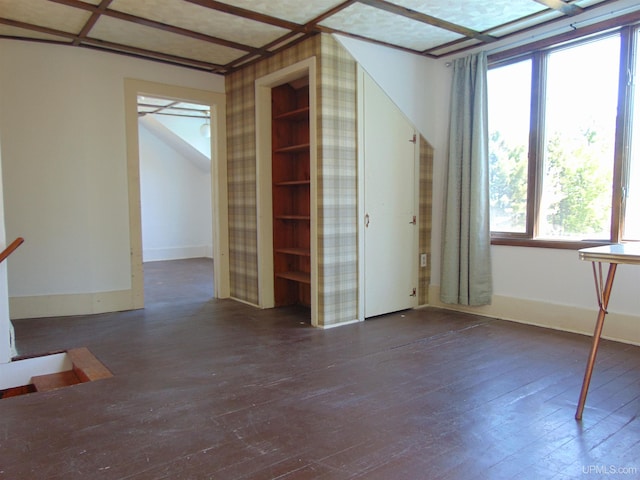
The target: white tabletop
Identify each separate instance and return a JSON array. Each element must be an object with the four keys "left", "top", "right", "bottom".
[{"left": 579, "top": 243, "right": 640, "bottom": 265}]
